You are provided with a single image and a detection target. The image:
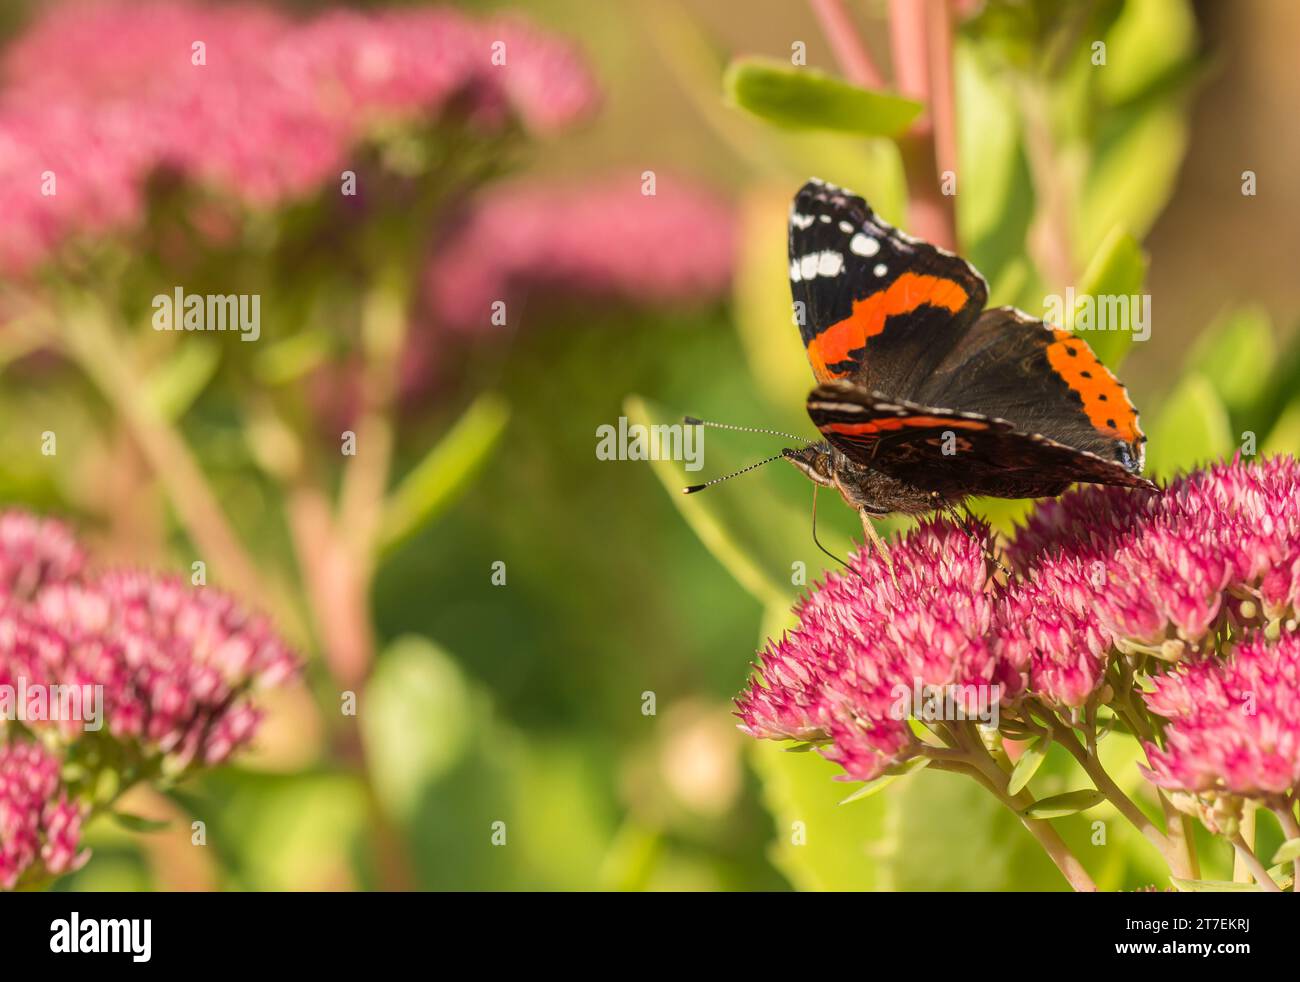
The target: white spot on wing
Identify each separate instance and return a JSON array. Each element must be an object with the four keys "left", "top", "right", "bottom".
[
  {"left": 849, "top": 233, "right": 880, "bottom": 257},
  {"left": 800, "top": 254, "right": 818, "bottom": 280},
  {"left": 873, "top": 263, "right": 888, "bottom": 277},
  {"left": 791, "top": 212, "right": 815, "bottom": 230},
  {"left": 838, "top": 221, "right": 854, "bottom": 233},
  {"left": 816, "top": 251, "right": 843, "bottom": 276},
  {"left": 789, "top": 259, "right": 801, "bottom": 283}
]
